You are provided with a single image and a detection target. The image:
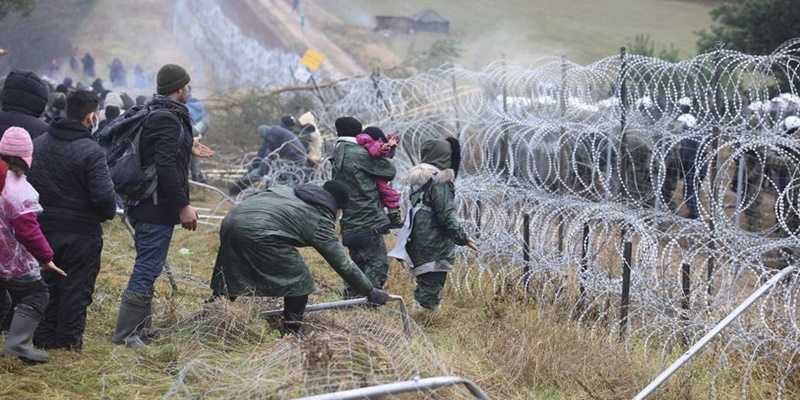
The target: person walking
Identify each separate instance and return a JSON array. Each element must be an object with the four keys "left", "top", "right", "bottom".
[
  {"left": 331, "top": 117, "right": 397, "bottom": 296},
  {"left": 391, "top": 138, "right": 477, "bottom": 312},
  {"left": 0, "top": 127, "right": 66, "bottom": 363},
  {"left": 111, "top": 64, "right": 203, "bottom": 348},
  {"left": 28, "top": 90, "right": 116, "bottom": 351}
]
